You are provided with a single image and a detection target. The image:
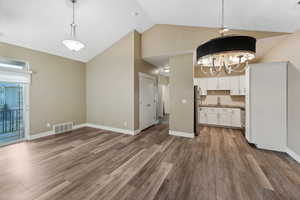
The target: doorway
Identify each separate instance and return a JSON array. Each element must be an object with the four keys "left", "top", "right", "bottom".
[
  {"left": 0, "top": 58, "right": 30, "bottom": 146},
  {"left": 158, "top": 75, "right": 170, "bottom": 125},
  {"left": 139, "top": 73, "right": 157, "bottom": 131},
  {"left": 0, "top": 83, "right": 25, "bottom": 144}
]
